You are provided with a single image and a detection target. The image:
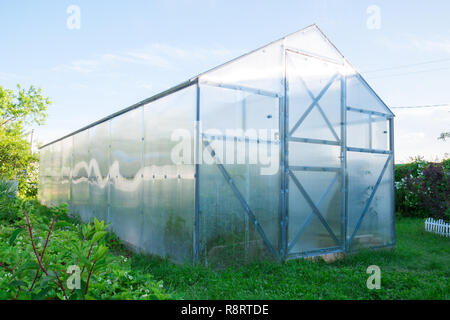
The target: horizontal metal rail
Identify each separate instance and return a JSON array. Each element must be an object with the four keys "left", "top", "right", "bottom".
[
  {"left": 346, "top": 106, "right": 393, "bottom": 118},
  {"left": 286, "top": 246, "right": 343, "bottom": 260},
  {"left": 346, "top": 147, "right": 392, "bottom": 155},
  {"left": 290, "top": 166, "right": 341, "bottom": 172},
  {"left": 200, "top": 80, "right": 280, "bottom": 98},
  {"left": 288, "top": 136, "right": 340, "bottom": 146},
  {"left": 202, "top": 133, "right": 279, "bottom": 145},
  {"left": 285, "top": 47, "right": 344, "bottom": 66}
]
